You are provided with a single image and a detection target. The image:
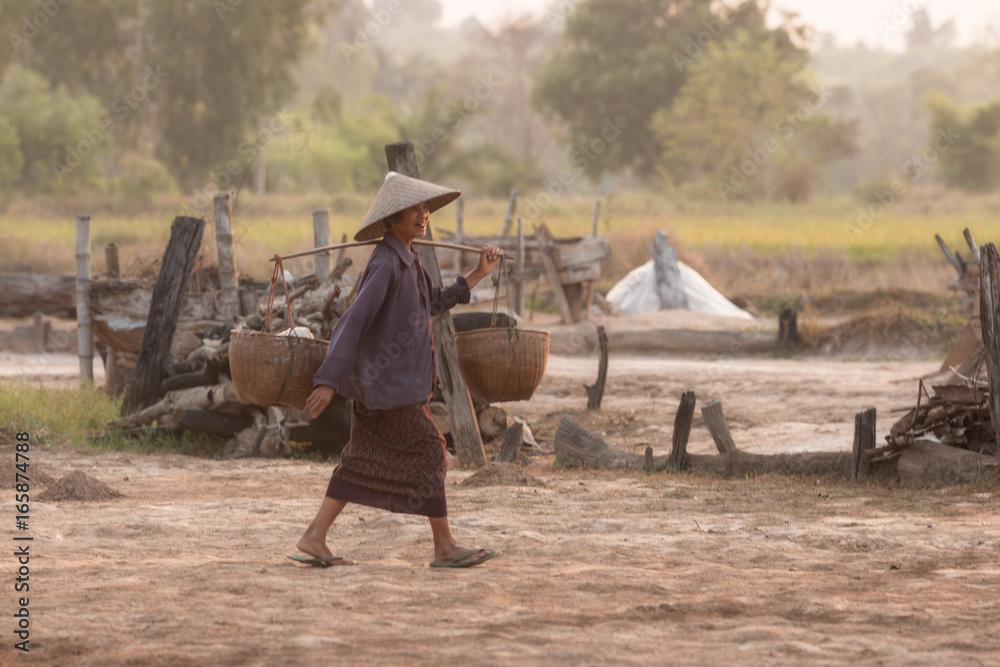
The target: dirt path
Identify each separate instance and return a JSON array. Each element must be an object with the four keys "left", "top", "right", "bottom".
[{"left": 4, "top": 354, "right": 999, "bottom": 665}]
